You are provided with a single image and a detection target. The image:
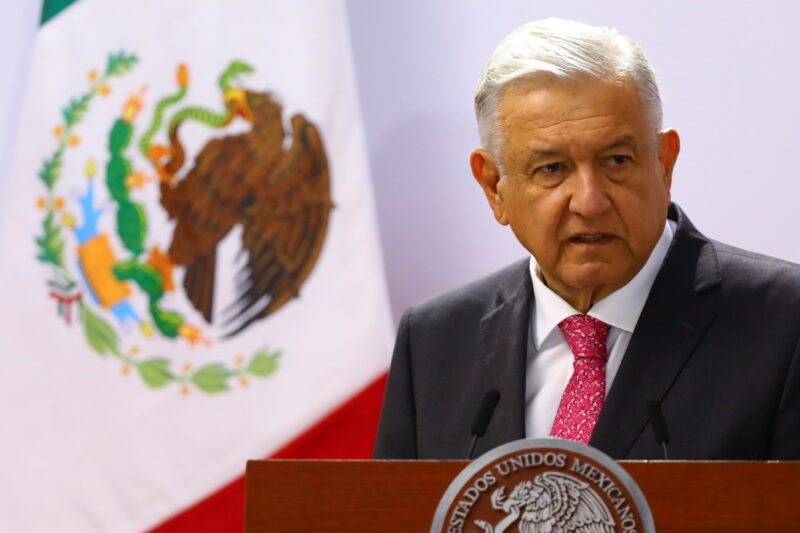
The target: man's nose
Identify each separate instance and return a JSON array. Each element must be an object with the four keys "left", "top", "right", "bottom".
[{"left": 568, "top": 166, "right": 612, "bottom": 218}]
